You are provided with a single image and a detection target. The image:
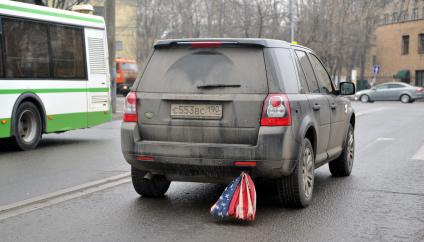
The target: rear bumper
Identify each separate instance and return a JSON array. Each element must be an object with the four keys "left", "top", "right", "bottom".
[{"left": 121, "top": 122, "right": 299, "bottom": 183}]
